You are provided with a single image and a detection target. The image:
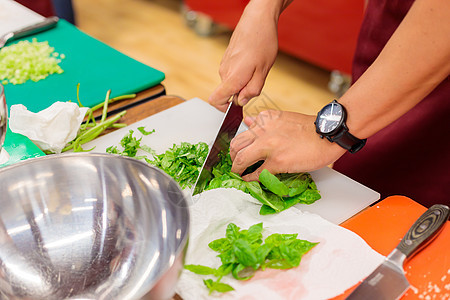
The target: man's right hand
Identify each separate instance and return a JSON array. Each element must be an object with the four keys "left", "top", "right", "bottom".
[{"left": 208, "top": 0, "right": 283, "bottom": 112}]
